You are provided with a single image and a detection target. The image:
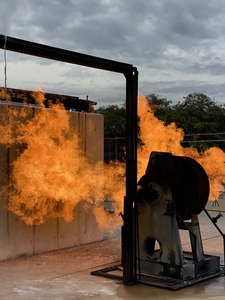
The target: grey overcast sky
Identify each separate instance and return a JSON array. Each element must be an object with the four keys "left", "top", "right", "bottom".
[{"left": 1, "top": 0, "right": 225, "bottom": 107}]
